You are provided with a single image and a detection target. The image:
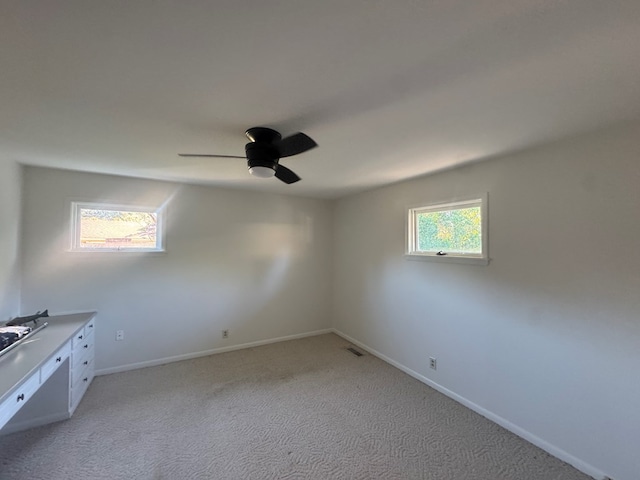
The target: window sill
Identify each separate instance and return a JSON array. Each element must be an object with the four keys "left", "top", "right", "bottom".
[
  {"left": 404, "top": 253, "right": 489, "bottom": 266},
  {"left": 67, "top": 249, "right": 166, "bottom": 255}
]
